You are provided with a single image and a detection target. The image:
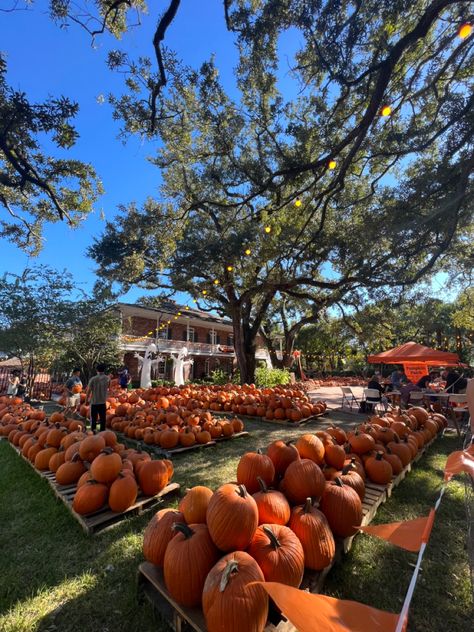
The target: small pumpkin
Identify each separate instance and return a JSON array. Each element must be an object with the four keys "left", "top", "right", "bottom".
[
  {"left": 280, "top": 459, "right": 326, "bottom": 505},
  {"left": 142, "top": 508, "right": 184, "bottom": 566},
  {"left": 206, "top": 483, "right": 258, "bottom": 551},
  {"left": 203, "top": 552, "right": 268, "bottom": 632},
  {"left": 320, "top": 478, "right": 363, "bottom": 537},
  {"left": 179, "top": 486, "right": 213, "bottom": 524},
  {"left": 252, "top": 477, "right": 290, "bottom": 525},
  {"left": 90, "top": 448, "right": 122, "bottom": 484},
  {"left": 365, "top": 451, "right": 393, "bottom": 485},
  {"left": 237, "top": 449, "right": 275, "bottom": 494},
  {"left": 164, "top": 523, "right": 220, "bottom": 607},
  {"left": 55, "top": 454, "right": 86, "bottom": 486},
  {"left": 247, "top": 524, "right": 304, "bottom": 587},
  {"left": 108, "top": 473, "right": 138, "bottom": 512},
  {"left": 72, "top": 480, "right": 108, "bottom": 515},
  {"left": 289, "top": 498, "right": 336, "bottom": 570}
]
